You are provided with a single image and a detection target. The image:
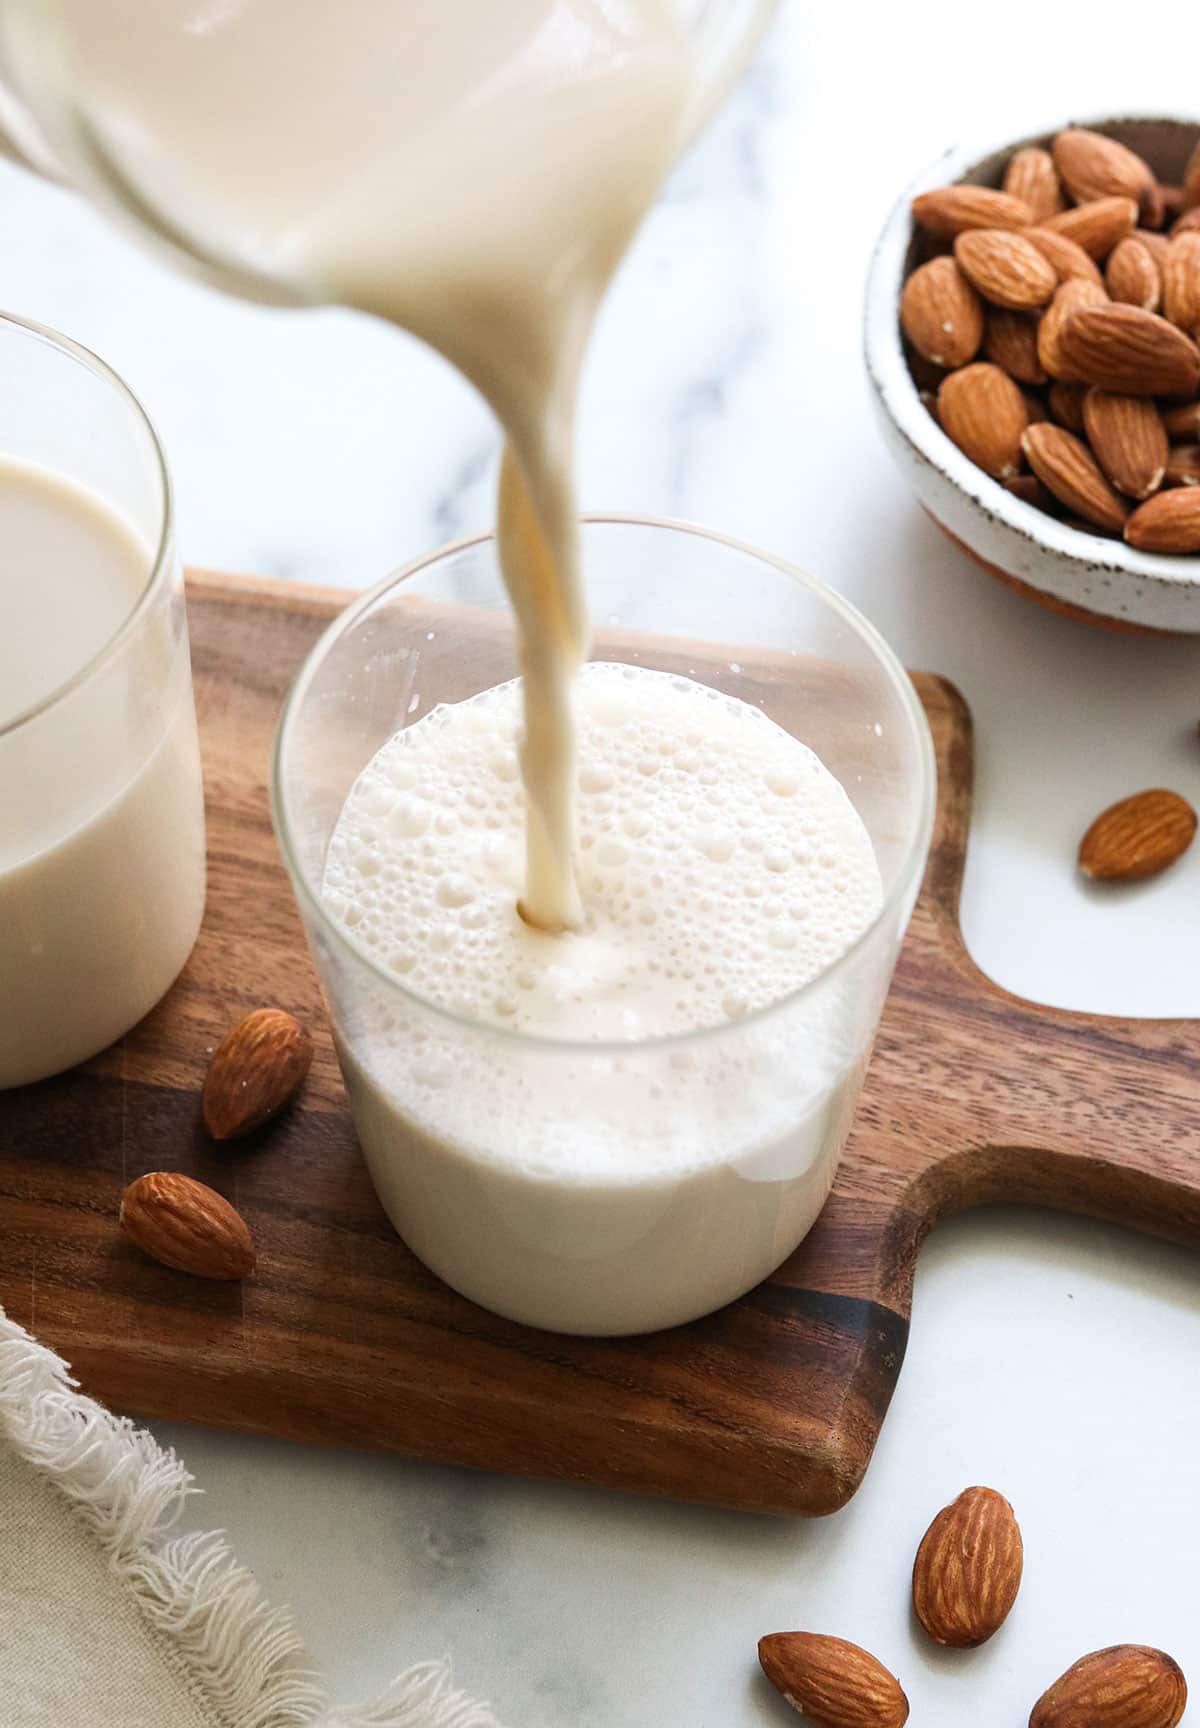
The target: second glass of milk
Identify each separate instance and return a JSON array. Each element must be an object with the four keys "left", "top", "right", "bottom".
[
  {"left": 275, "top": 518, "right": 934, "bottom": 1336},
  {"left": 0, "top": 313, "right": 205, "bottom": 1089}
]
